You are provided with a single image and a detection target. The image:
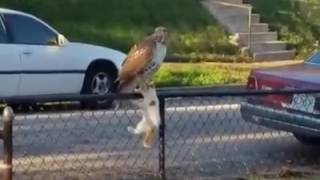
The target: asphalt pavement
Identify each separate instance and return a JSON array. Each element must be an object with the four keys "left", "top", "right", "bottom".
[{"left": 1, "top": 96, "right": 319, "bottom": 180}]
